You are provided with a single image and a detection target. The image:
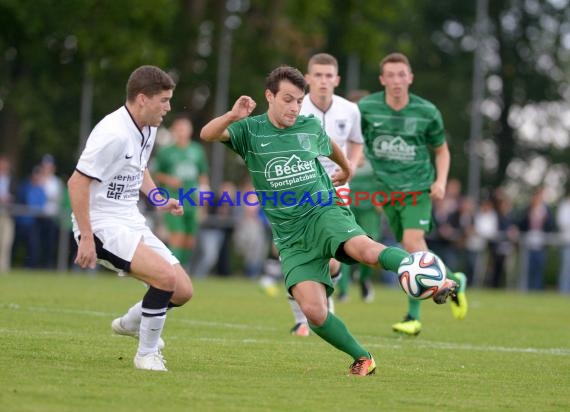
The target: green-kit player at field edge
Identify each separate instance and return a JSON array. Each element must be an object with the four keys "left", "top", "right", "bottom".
[
  {"left": 154, "top": 116, "right": 209, "bottom": 268},
  {"left": 200, "top": 65, "right": 456, "bottom": 376},
  {"left": 358, "top": 52, "right": 468, "bottom": 336}
]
